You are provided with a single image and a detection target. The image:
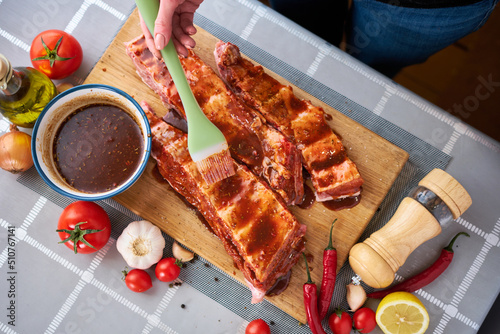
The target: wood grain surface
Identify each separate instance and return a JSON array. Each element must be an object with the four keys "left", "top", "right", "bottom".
[{"left": 84, "top": 9, "right": 409, "bottom": 323}]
